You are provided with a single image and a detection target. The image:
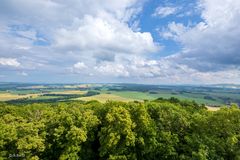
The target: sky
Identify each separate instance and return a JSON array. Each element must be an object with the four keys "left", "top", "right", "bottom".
[{"left": 0, "top": 0, "right": 240, "bottom": 84}]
